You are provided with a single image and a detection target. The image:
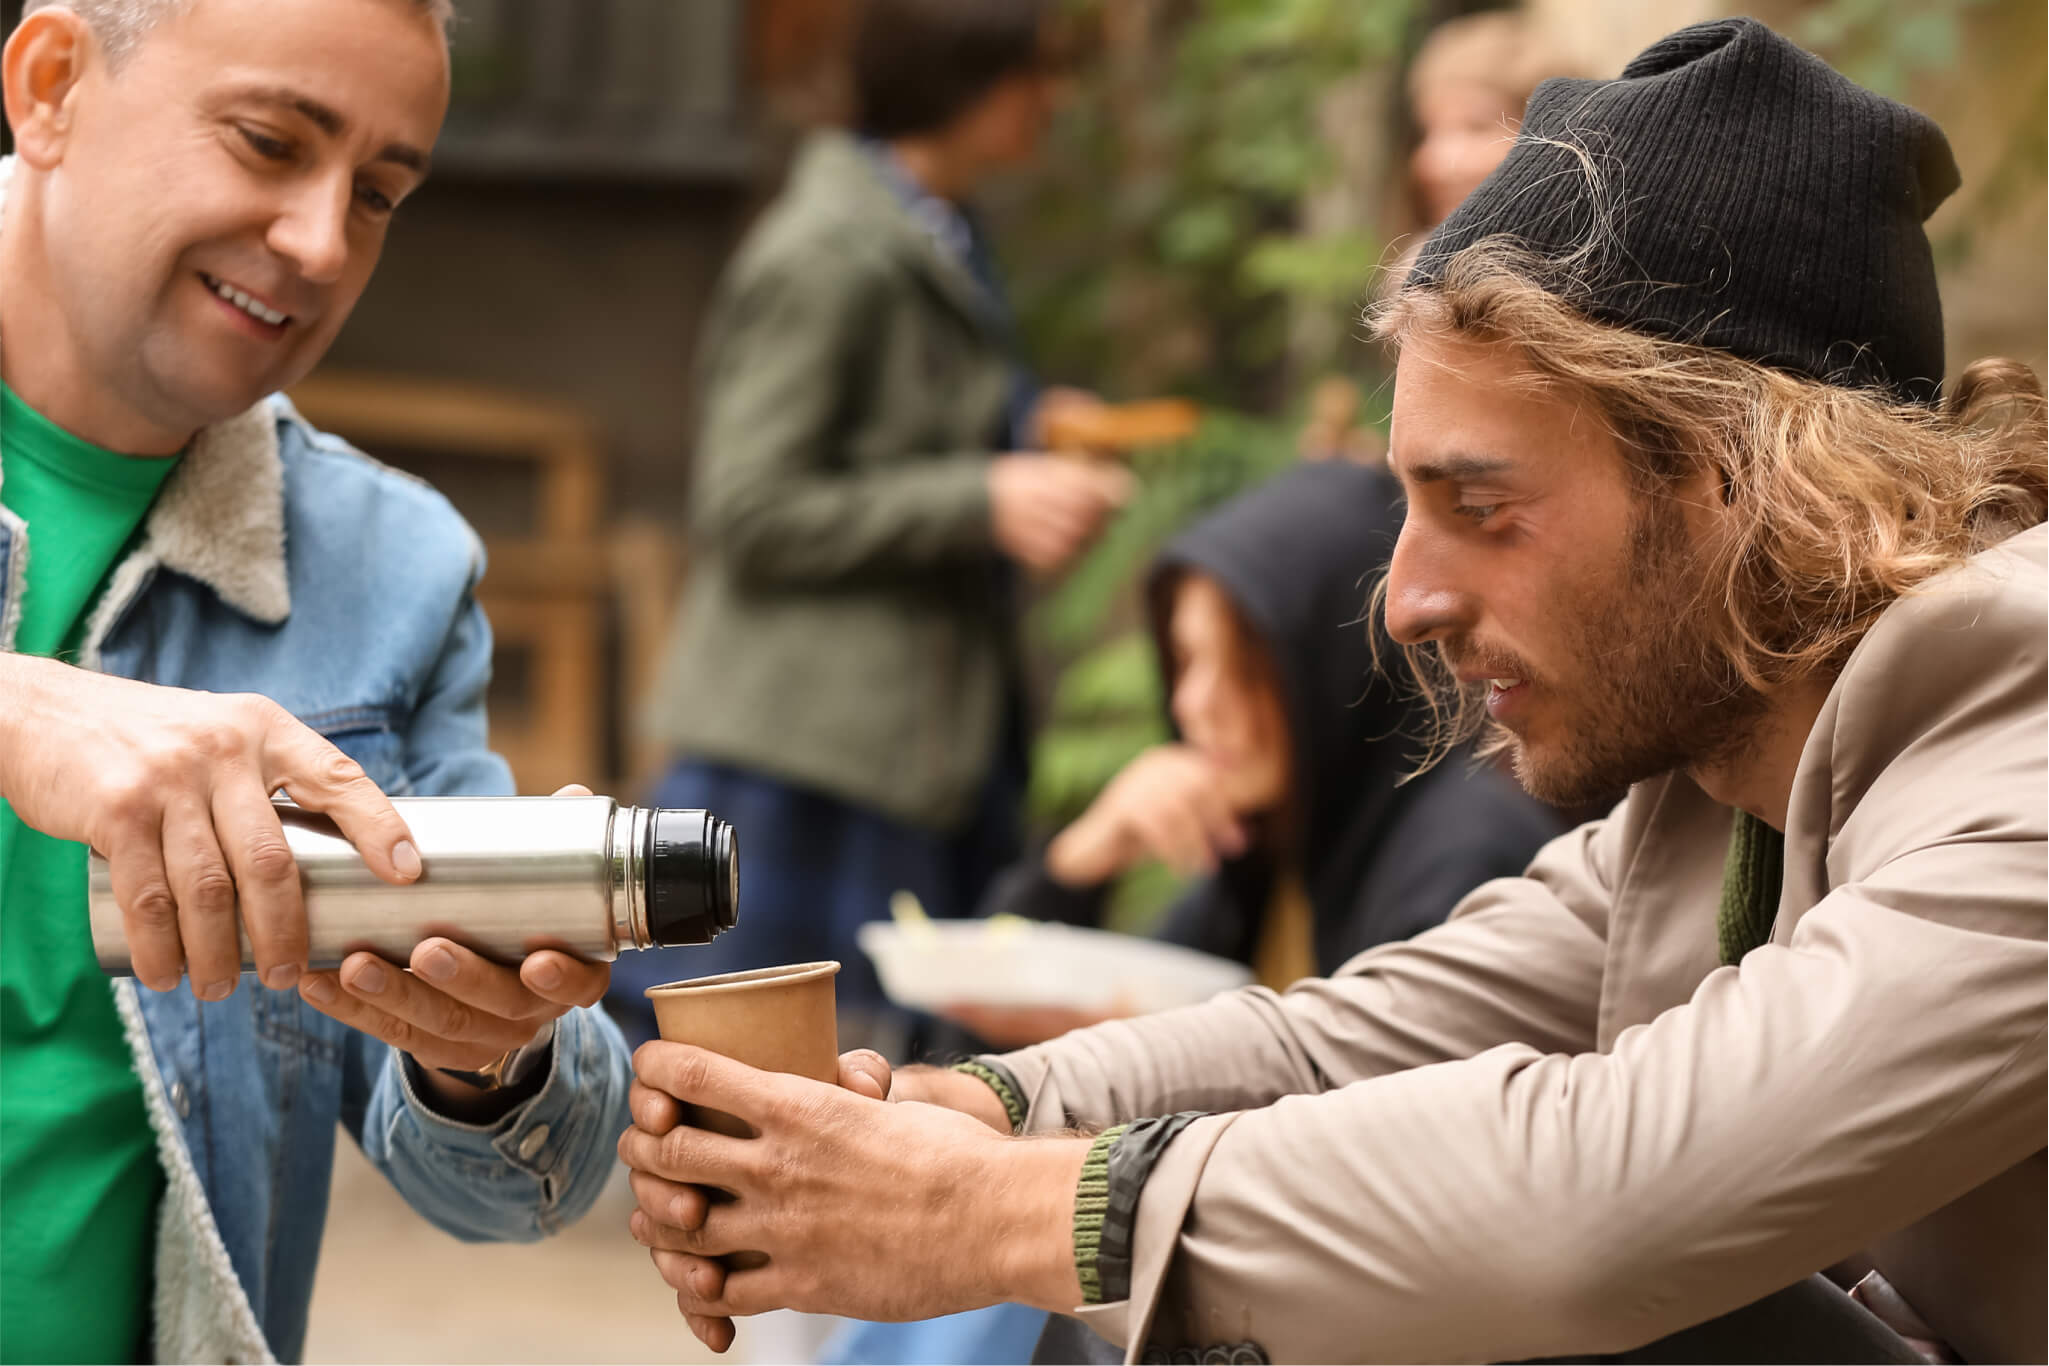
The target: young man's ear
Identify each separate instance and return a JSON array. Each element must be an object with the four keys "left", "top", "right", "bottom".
[{"left": 3, "top": 10, "right": 96, "bottom": 170}]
